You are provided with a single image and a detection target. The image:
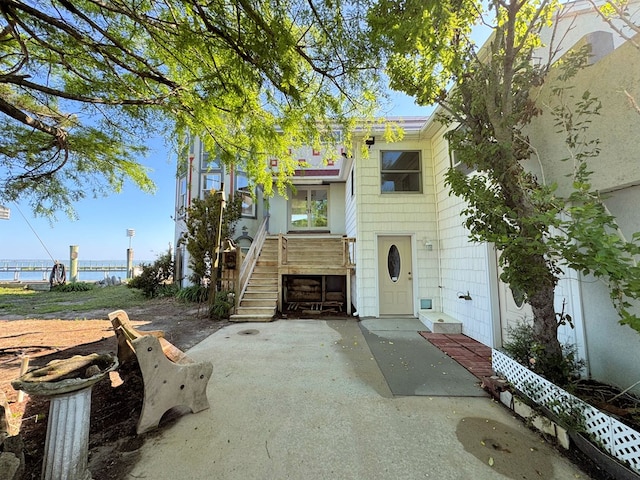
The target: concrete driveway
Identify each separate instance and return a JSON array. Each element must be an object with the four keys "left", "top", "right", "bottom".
[{"left": 129, "top": 319, "right": 592, "bottom": 479}]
